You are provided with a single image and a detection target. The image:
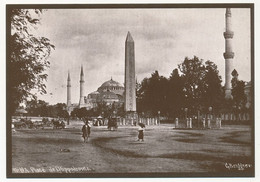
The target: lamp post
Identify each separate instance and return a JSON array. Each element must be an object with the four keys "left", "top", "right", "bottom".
[
  {"left": 238, "top": 106, "right": 241, "bottom": 121},
  {"left": 65, "top": 105, "right": 70, "bottom": 125},
  {"left": 113, "top": 110, "right": 116, "bottom": 119},
  {"left": 209, "top": 106, "right": 212, "bottom": 119},
  {"left": 101, "top": 111, "right": 104, "bottom": 125},
  {"left": 208, "top": 106, "right": 212, "bottom": 129},
  {"left": 158, "top": 111, "right": 161, "bottom": 125},
  {"left": 67, "top": 111, "right": 70, "bottom": 125},
  {"left": 197, "top": 109, "right": 200, "bottom": 128},
  {"left": 184, "top": 108, "right": 188, "bottom": 119},
  {"left": 112, "top": 110, "right": 118, "bottom": 128}
]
